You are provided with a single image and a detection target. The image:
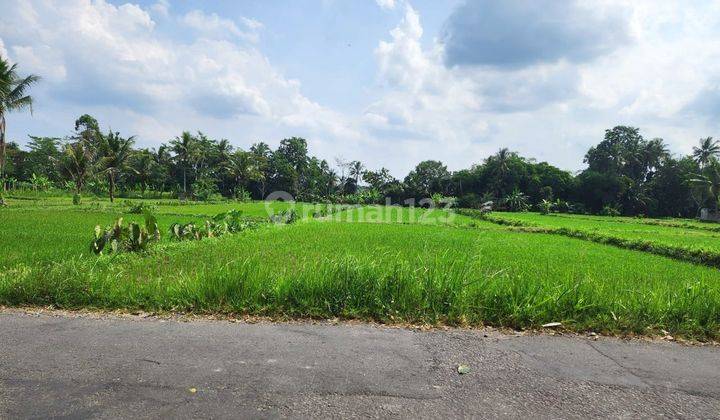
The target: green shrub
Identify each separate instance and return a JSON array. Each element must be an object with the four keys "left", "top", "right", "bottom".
[
  {"left": 91, "top": 211, "right": 160, "bottom": 255},
  {"left": 270, "top": 209, "right": 298, "bottom": 224},
  {"left": 502, "top": 189, "right": 529, "bottom": 212},
  {"left": 192, "top": 177, "right": 220, "bottom": 201},
  {"left": 125, "top": 201, "right": 157, "bottom": 214},
  {"left": 539, "top": 199, "right": 552, "bottom": 215},
  {"left": 169, "top": 222, "right": 203, "bottom": 241},
  {"left": 72, "top": 193, "right": 81, "bottom": 205},
  {"left": 234, "top": 187, "right": 252, "bottom": 202},
  {"left": 169, "top": 210, "right": 261, "bottom": 241},
  {"left": 601, "top": 204, "right": 621, "bottom": 217}
]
